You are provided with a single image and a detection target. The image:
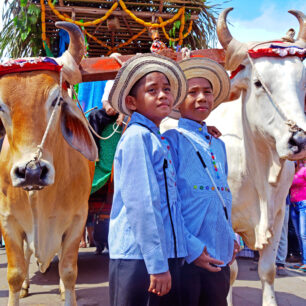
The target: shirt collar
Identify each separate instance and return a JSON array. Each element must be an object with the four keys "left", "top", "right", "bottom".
[
  {"left": 128, "top": 112, "right": 160, "bottom": 134},
  {"left": 178, "top": 118, "right": 209, "bottom": 135}
]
